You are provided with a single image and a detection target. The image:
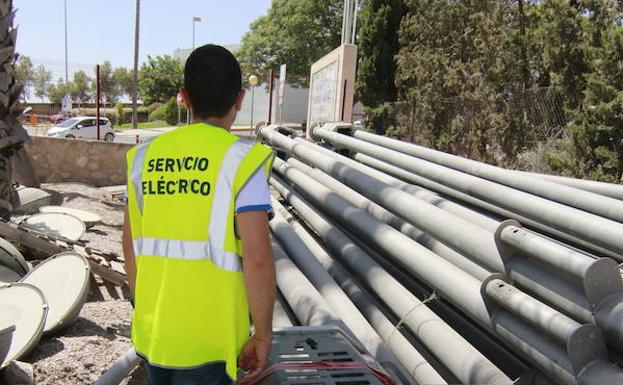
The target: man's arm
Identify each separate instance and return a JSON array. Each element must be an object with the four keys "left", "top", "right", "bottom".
[
  {"left": 236, "top": 210, "right": 276, "bottom": 382},
  {"left": 122, "top": 206, "right": 137, "bottom": 299}
]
